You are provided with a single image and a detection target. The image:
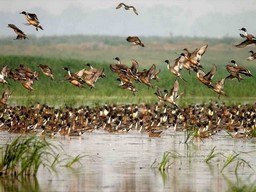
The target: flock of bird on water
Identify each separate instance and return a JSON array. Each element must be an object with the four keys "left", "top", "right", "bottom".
[{"left": 0, "top": 3, "right": 256, "bottom": 138}]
